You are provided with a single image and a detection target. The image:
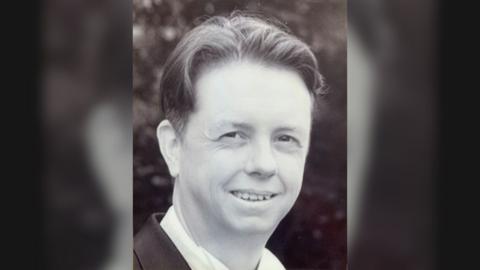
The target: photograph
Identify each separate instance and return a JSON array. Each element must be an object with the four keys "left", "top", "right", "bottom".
[{"left": 133, "top": 0, "right": 346, "bottom": 269}]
